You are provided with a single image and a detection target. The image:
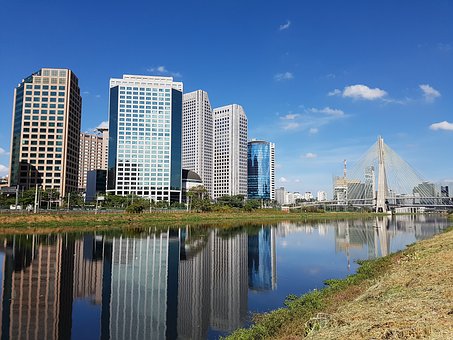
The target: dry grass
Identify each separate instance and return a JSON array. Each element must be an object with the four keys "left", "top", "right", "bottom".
[{"left": 279, "top": 229, "right": 453, "bottom": 339}]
